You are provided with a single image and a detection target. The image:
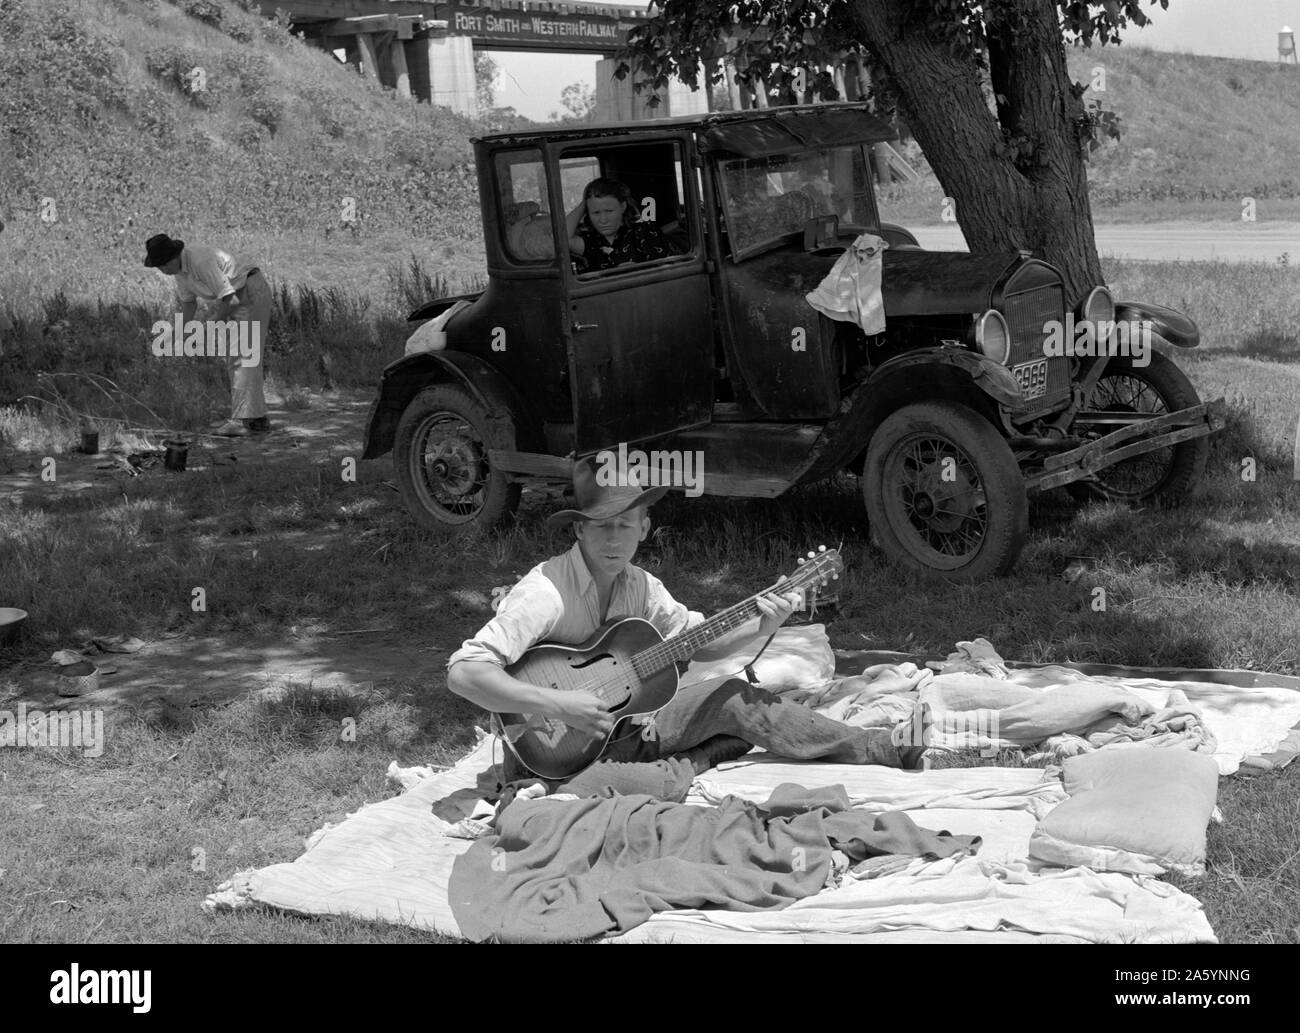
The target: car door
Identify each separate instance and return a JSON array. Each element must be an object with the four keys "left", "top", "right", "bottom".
[{"left": 552, "top": 136, "right": 714, "bottom": 456}]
